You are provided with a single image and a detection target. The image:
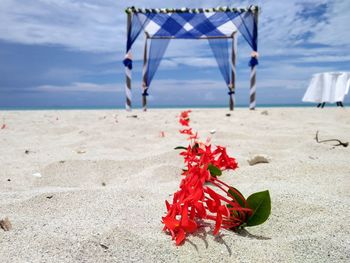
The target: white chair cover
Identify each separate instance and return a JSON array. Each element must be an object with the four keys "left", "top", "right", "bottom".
[{"left": 302, "top": 72, "right": 350, "bottom": 103}]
